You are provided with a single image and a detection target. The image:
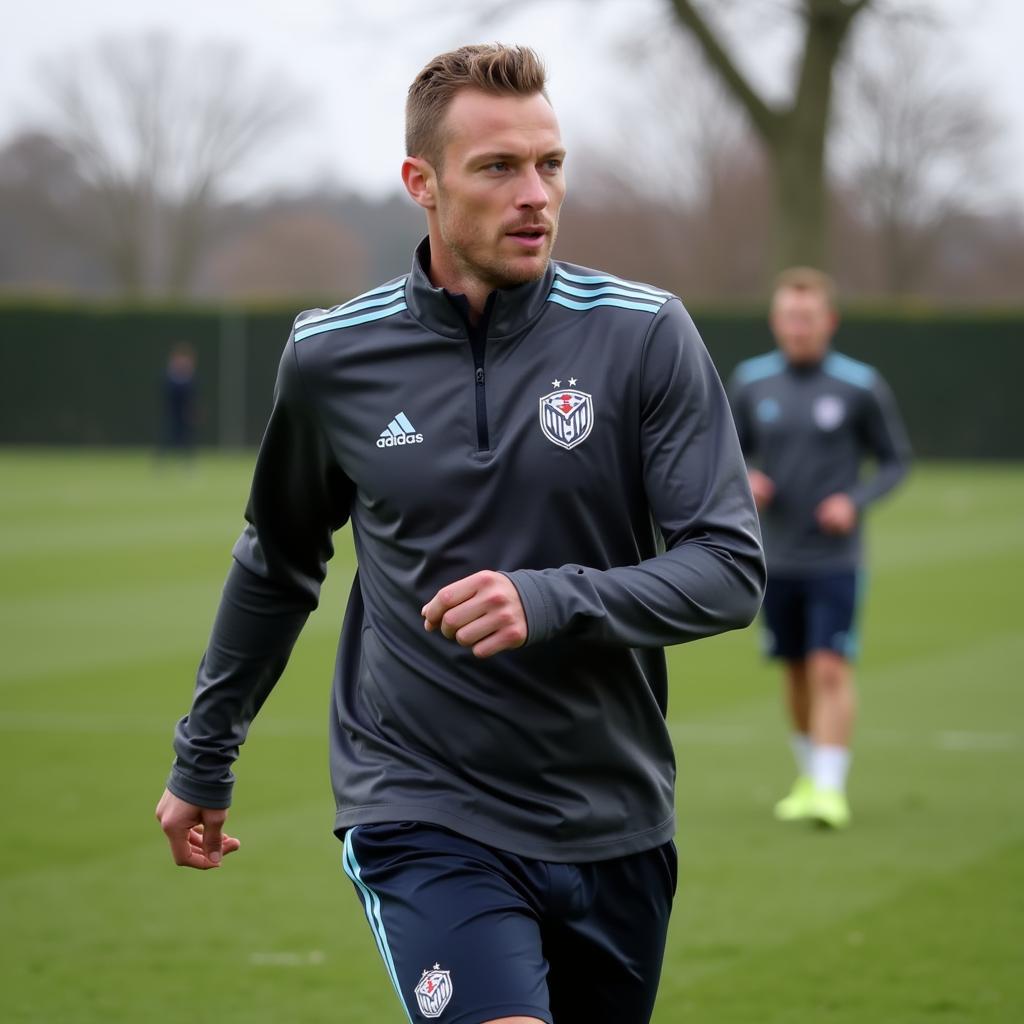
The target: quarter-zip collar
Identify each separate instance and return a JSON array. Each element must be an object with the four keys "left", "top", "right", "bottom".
[
  {"left": 785, "top": 351, "right": 829, "bottom": 376},
  {"left": 405, "top": 236, "right": 556, "bottom": 341}
]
